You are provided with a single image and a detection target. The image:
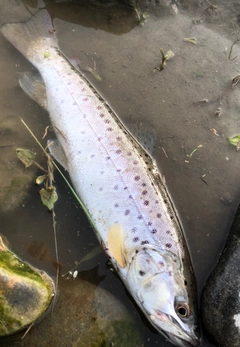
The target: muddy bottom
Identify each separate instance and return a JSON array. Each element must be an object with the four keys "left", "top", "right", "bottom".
[{"left": 1, "top": 0, "right": 240, "bottom": 346}]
